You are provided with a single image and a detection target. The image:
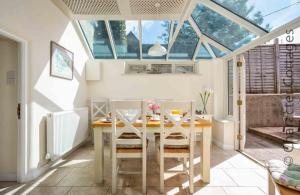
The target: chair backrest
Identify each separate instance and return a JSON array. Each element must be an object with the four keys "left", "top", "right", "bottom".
[
  {"left": 111, "top": 100, "right": 147, "bottom": 148},
  {"left": 159, "top": 100, "right": 196, "bottom": 147},
  {"left": 90, "top": 97, "right": 109, "bottom": 121}
]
